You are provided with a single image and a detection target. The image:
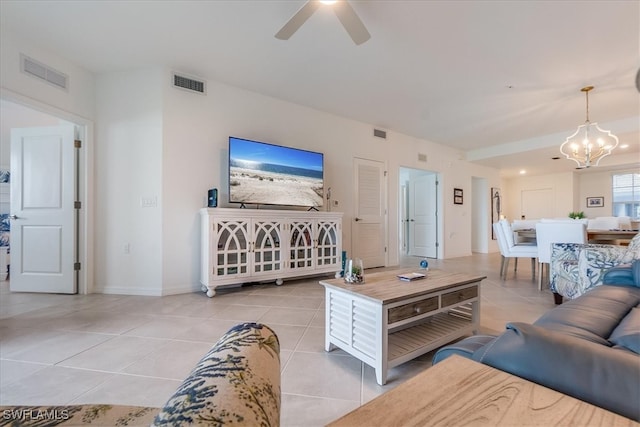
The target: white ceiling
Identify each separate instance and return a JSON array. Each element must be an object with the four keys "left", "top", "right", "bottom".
[{"left": 2, "top": 0, "right": 638, "bottom": 177}]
